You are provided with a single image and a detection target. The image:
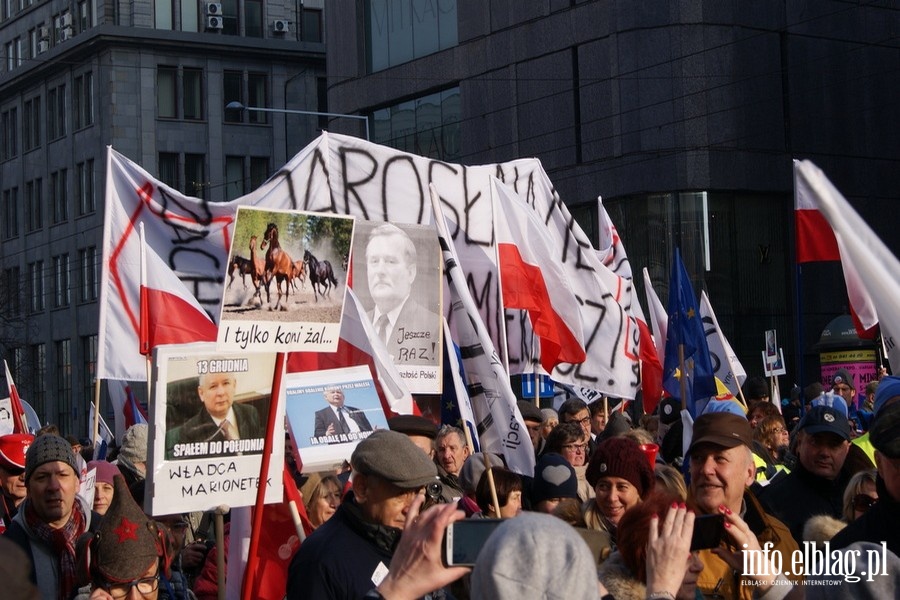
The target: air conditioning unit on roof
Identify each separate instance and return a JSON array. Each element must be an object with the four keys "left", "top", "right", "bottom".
[
  {"left": 61, "top": 13, "right": 73, "bottom": 27},
  {"left": 273, "top": 20, "right": 289, "bottom": 34},
  {"left": 206, "top": 2, "right": 222, "bottom": 15},
  {"left": 39, "top": 26, "right": 50, "bottom": 40},
  {"left": 206, "top": 15, "right": 223, "bottom": 30},
  {"left": 38, "top": 39, "right": 49, "bottom": 53}
]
